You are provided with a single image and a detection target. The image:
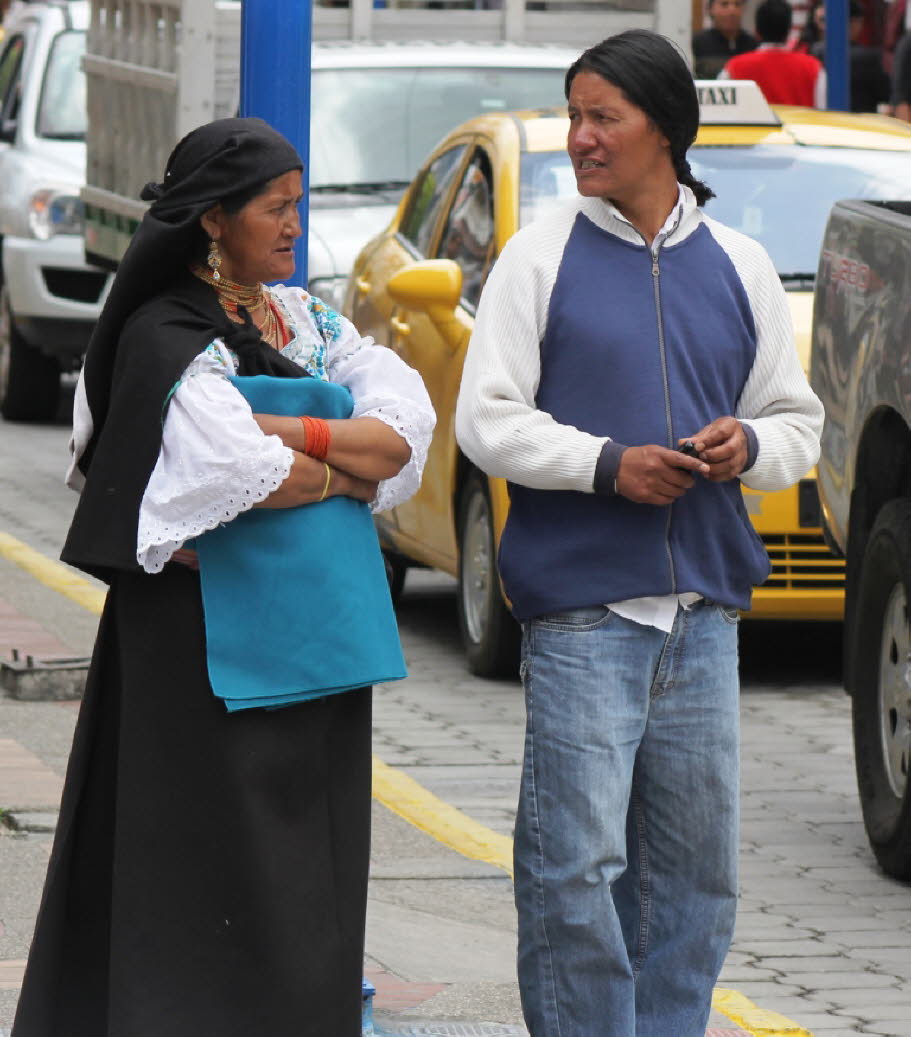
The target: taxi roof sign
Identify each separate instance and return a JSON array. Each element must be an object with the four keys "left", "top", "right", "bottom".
[{"left": 695, "top": 80, "right": 781, "bottom": 127}]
